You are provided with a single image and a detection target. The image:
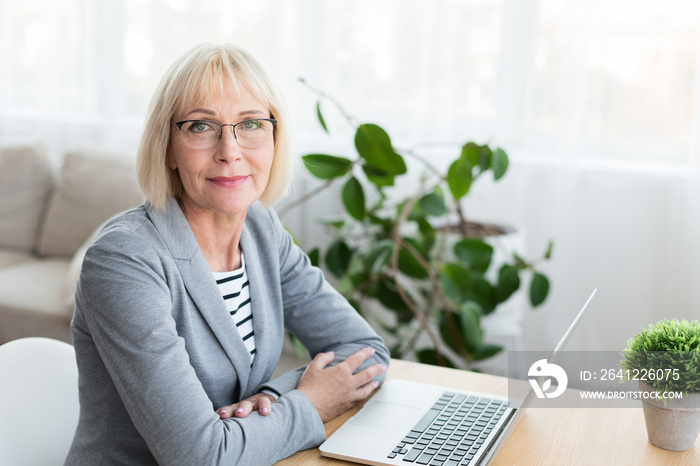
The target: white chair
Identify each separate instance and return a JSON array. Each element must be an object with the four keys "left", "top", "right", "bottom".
[{"left": 0, "top": 337, "right": 79, "bottom": 465}]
